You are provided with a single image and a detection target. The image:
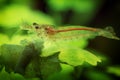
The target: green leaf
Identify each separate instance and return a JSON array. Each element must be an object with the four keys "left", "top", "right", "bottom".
[
  {"left": 41, "top": 41, "right": 60, "bottom": 57},
  {"left": 47, "top": 0, "right": 96, "bottom": 12},
  {"left": 0, "top": 5, "right": 54, "bottom": 28},
  {"left": 47, "top": 0, "right": 71, "bottom": 11},
  {"left": 0, "top": 44, "right": 24, "bottom": 70},
  {"left": 39, "top": 52, "right": 61, "bottom": 80},
  {"left": 0, "top": 67, "right": 10, "bottom": 80},
  {"left": 59, "top": 46, "right": 101, "bottom": 66},
  {"left": 60, "top": 39, "right": 88, "bottom": 48},
  {"left": 47, "top": 64, "right": 74, "bottom": 80},
  {"left": 107, "top": 66, "right": 120, "bottom": 77},
  {"left": 87, "top": 71, "right": 112, "bottom": 80},
  {"left": 0, "top": 34, "right": 9, "bottom": 45},
  {"left": 0, "top": 67, "right": 40, "bottom": 80},
  {"left": 10, "top": 72, "right": 25, "bottom": 80},
  {"left": 24, "top": 48, "right": 61, "bottom": 80}
]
